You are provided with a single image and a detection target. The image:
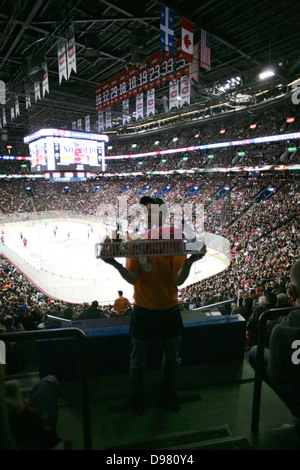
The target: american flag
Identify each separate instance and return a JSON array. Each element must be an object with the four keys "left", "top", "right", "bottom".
[
  {"left": 201, "top": 29, "right": 211, "bottom": 70},
  {"left": 160, "top": 4, "right": 174, "bottom": 53}
]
